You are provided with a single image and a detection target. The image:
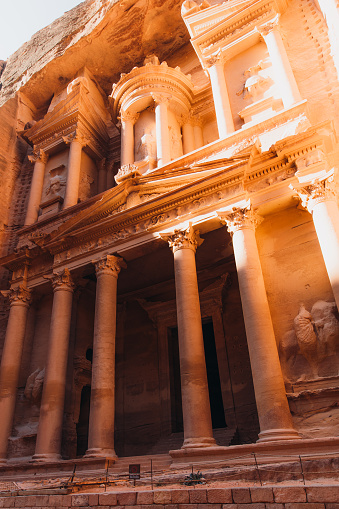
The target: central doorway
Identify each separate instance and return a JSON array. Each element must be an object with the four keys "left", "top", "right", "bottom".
[{"left": 168, "top": 317, "right": 226, "bottom": 433}]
